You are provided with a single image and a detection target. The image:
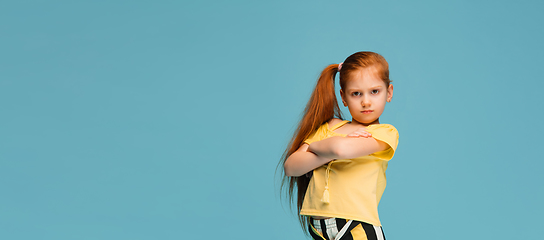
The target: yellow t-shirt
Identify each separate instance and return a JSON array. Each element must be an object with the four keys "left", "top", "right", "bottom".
[{"left": 300, "top": 120, "right": 399, "bottom": 226}]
